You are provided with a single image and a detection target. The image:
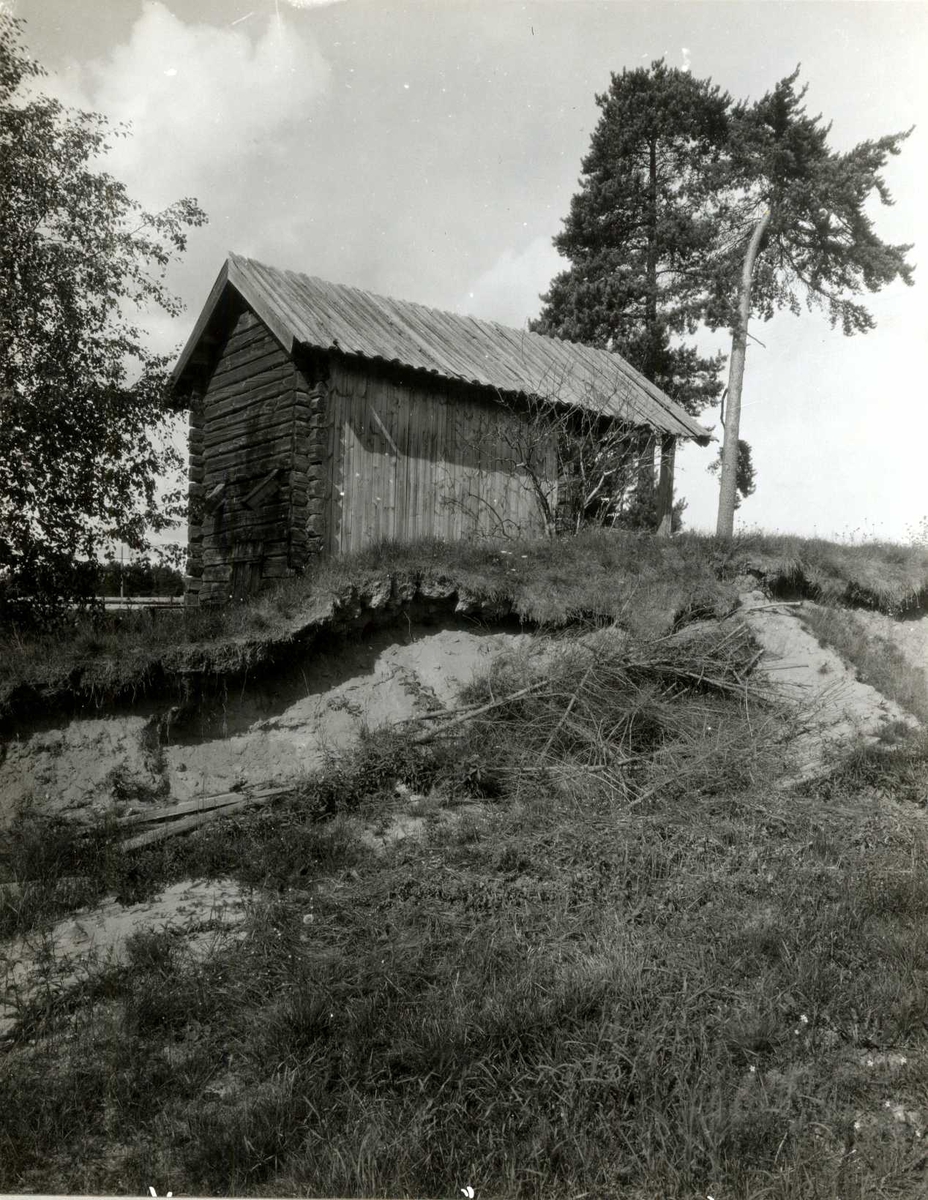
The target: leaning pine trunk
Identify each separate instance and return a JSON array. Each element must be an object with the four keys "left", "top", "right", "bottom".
[
  {"left": 716, "top": 209, "right": 771, "bottom": 538},
  {"left": 638, "top": 137, "right": 660, "bottom": 516}
]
